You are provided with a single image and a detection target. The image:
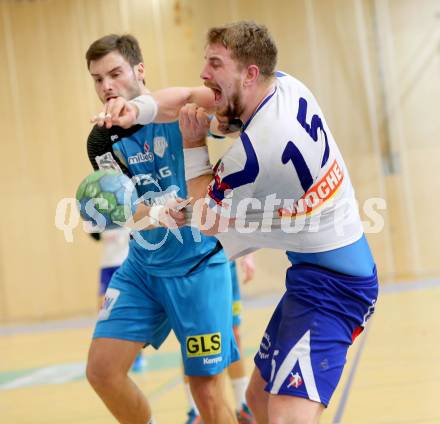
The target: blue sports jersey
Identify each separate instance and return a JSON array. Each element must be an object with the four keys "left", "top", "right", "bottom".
[{"left": 110, "top": 121, "right": 224, "bottom": 276}]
